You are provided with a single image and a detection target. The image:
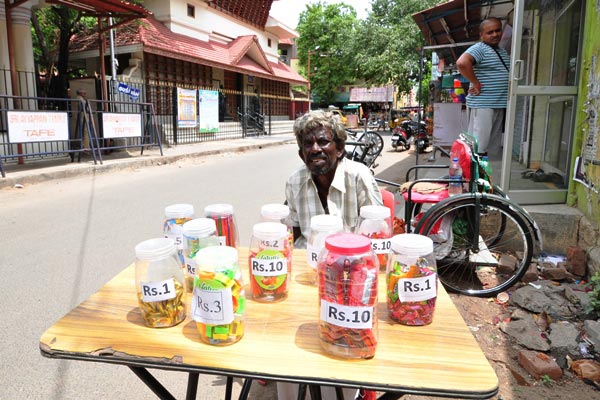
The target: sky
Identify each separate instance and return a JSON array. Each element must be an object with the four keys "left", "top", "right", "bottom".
[{"left": 269, "top": 0, "right": 370, "bottom": 29}]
